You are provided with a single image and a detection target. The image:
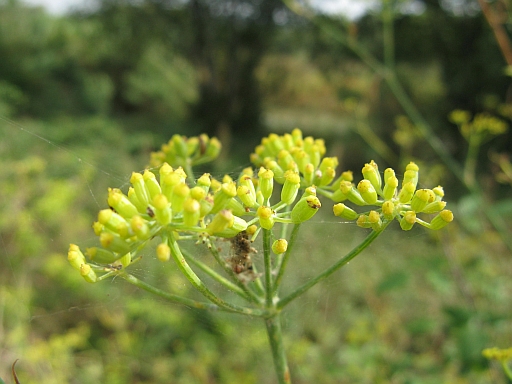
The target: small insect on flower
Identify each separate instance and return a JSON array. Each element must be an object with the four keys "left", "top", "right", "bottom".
[{"left": 227, "top": 230, "right": 258, "bottom": 282}]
